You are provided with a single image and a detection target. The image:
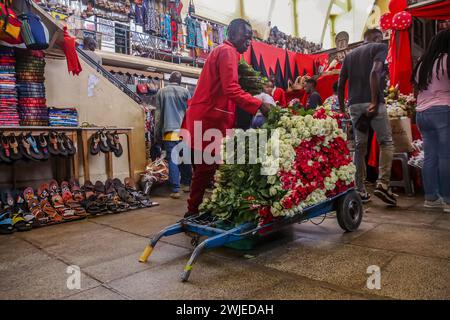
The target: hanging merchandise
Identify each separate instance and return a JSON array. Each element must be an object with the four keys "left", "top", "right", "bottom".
[
  {"left": 188, "top": 0, "right": 195, "bottom": 15},
  {"left": 61, "top": 26, "right": 82, "bottom": 76},
  {"left": 143, "top": 0, "right": 158, "bottom": 34},
  {"left": 194, "top": 18, "right": 202, "bottom": 49},
  {"left": 0, "top": 46, "right": 19, "bottom": 126},
  {"left": 200, "top": 20, "right": 208, "bottom": 50},
  {"left": 15, "top": 49, "right": 48, "bottom": 126},
  {"left": 185, "top": 15, "right": 196, "bottom": 48},
  {"left": 0, "top": 2, "right": 23, "bottom": 45},
  {"left": 19, "top": 0, "right": 49, "bottom": 50},
  {"left": 137, "top": 78, "right": 148, "bottom": 95}
]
